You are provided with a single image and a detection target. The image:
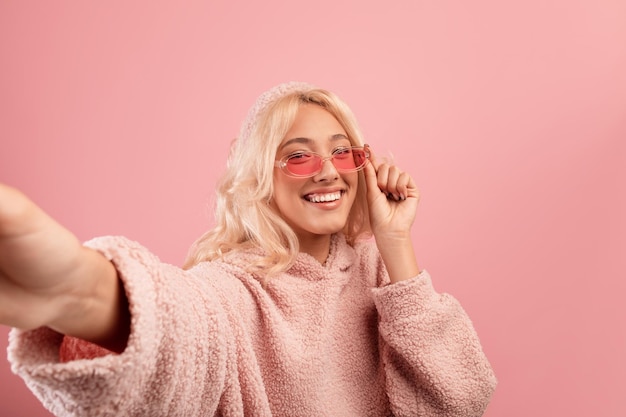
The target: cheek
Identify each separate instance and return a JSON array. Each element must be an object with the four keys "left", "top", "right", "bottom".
[
  {"left": 273, "top": 176, "right": 299, "bottom": 195},
  {"left": 344, "top": 172, "right": 360, "bottom": 189},
  {"left": 272, "top": 177, "right": 304, "bottom": 208},
  {"left": 347, "top": 174, "right": 363, "bottom": 205}
]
